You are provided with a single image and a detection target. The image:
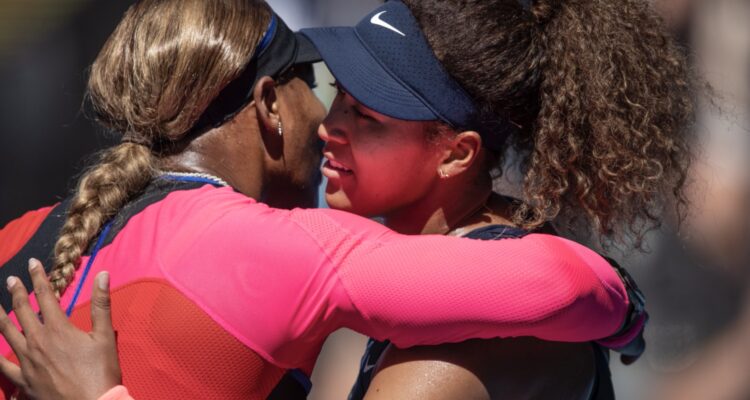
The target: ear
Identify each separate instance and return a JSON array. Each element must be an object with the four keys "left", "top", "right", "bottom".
[
  {"left": 253, "top": 75, "right": 284, "bottom": 159},
  {"left": 438, "top": 130, "right": 483, "bottom": 178},
  {"left": 253, "top": 76, "right": 281, "bottom": 136}
]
